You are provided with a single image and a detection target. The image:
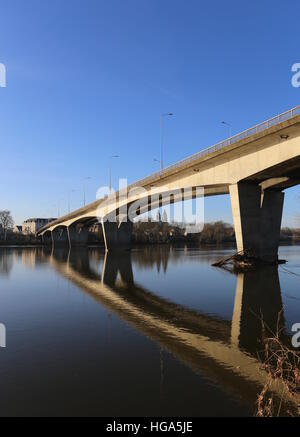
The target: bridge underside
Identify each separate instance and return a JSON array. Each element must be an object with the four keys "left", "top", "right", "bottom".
[
  {"left": 40, "top": 181, "right": 287, "bottom": 263},
  {"left": 243, "top": 155, "right": 300, "bottom": 190}
]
